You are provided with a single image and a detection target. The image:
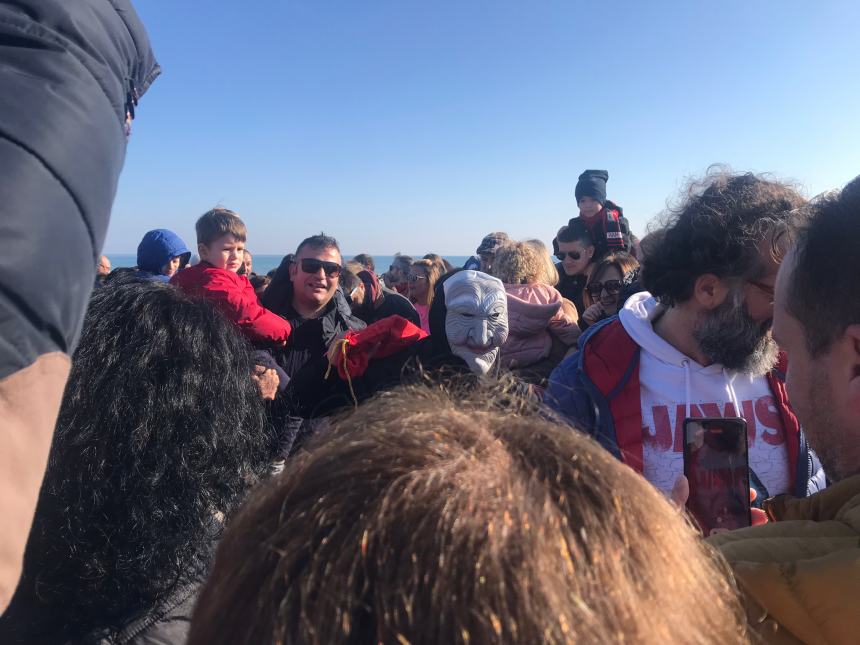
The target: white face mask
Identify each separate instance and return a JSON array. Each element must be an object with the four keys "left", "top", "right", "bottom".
[{"left": 443, "top": 271, "right": 509, "bottom": 375}]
